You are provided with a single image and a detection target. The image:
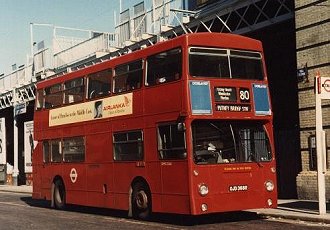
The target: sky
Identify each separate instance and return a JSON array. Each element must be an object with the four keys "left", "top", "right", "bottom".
[{"left": 0, "top": 0, "right": 141, "bottom": 74}]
